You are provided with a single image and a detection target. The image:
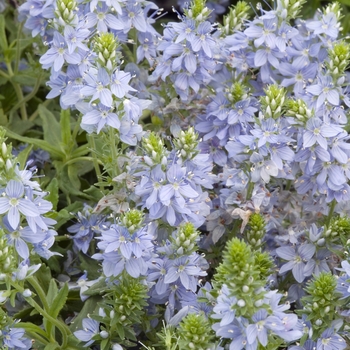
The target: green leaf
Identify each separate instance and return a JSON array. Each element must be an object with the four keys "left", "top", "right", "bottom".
[
  {"left": 67, "top": 164, "right": 81, "bottom": 190},
  {"left": 0, "top": 15, "right": 8, "bottom": 50},
  {"left": 5, "top": 128, "right": 65, "bottom": 159},
  {"left": 46, "top": 279, "right": 58, "bottom": 306},
  {"left": 12, "top": 73, "right": 38, "bottom": 86},
  {"left": 38, "top": 105, "right": 64, "bottom": 154},
  {"left": 16, "top": 144, "right": 33, "bottom": 167},
  {"left": 49, "top": 283, "right": 69, "bottom": 319},
  {"left": 34, "top": 264, "right": 52, "bottom": 294},
  {"left": 45, "top": 178, "right": 59, "bottom": 211},
  {"left": 69, "top": 296, "right": 101, "bottom": 332},
  {"left": 44, "top": 343, "right": 60, "bottom": 350},
  {"left": 78, "top": 253, "right": 101, "bottom": 280},
  {"left": 60, "top": 109, "right": 72, "bottom": 147}
]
